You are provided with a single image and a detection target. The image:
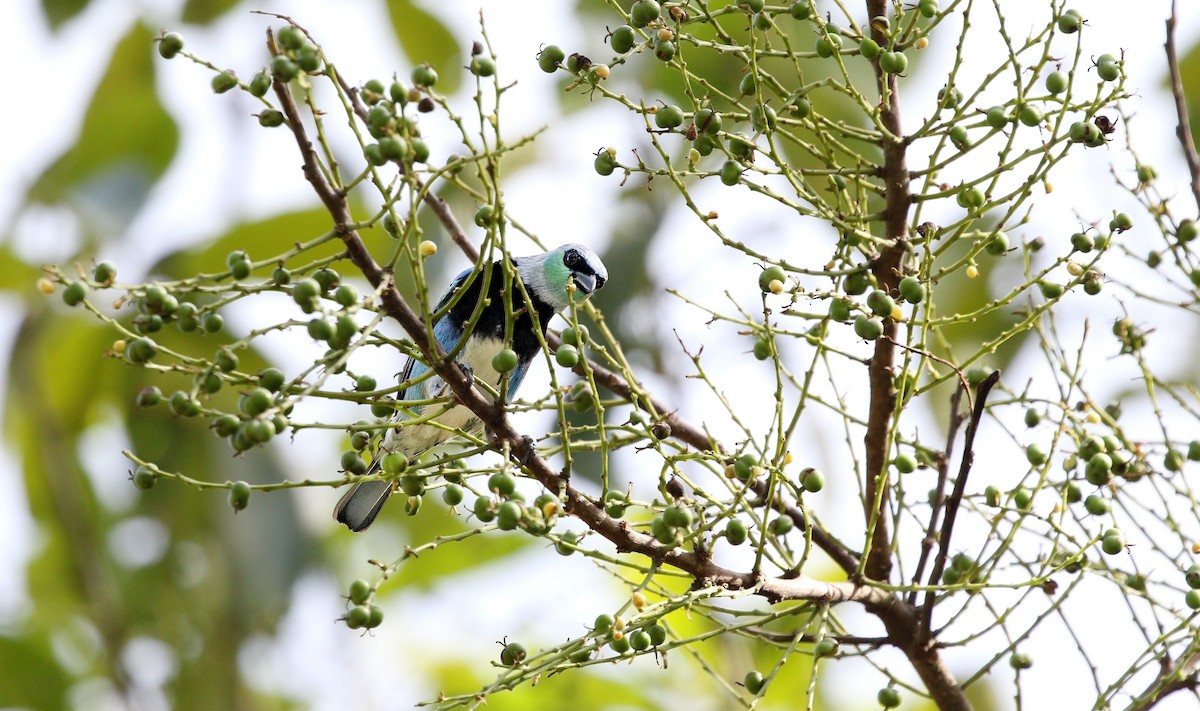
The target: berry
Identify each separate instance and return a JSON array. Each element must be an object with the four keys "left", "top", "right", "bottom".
[
  {"left": 594, "top": 148, "right": 617, "bottom": 176},
  {"left": 1084, "top": 494, "right": 1109, "bottom": 515},
  {"left": 898, "top": 276, "right": 925, "bottom": 303},
  {"left": 986, "top": 105, "right": 1009, "bottom": 130},
  {"left": 725, "top": 518, "right": 748, "bottom": 545},
  {"left": 630, "top": 0, "right": 661, "bottom": 28},
  {"left": 411, "top": 64, "right": 438, "bottom": 88},
  {"left": 1177, "top": 220, "right": 1198, "bottom": 244},
  {"left": 345, "top": 605, "right": 370, "bottom": 629},
  {"left": 654, "top": 104, "right": 685, "bottom": 129},
  {"left": 492, "top": 348, "right": 519, "bottom": 373},
  {"left": 854, "top": 314, "right": 883, "bottom": 340},
  {"left": 1057, "top": 10, "right": 1082, "bottom": 34},
  {"left": 270, "top": 55, "right": 299, "bottom": 82},
  {"left": 1045, "top": 71, "right": 1068, "bottom": 94},
  {"left": 348, "top": 579, "right": 371, "bottom": 605},
  {"left": 878, "top": 687, "right": 902, "bottom": 708},
  {"left": 610, "top": 25, "right": 637, "bottom": 54},
  {"left": 158, "top": 32, "right": 185, "bottom": 59},
  {"left": 538, "top": 45, "right": 565, "bottom": 73},
  {"left": 469, "top": 56, "right": 495, "bottom": 77},
  {"left": 133, "top": 465, "right": 156, "bottom": 490},
  {"left": 1018, "top": 105, "right": 1043, "bottom": 127},
  {"left": 249, "top": 71, "right": 272, "bottom": 97},
  {"left": 800, "top": 468, "right": 825, "bottom": 492},
  {"left": 229, "top": 481, "right": 251, "bottom": 512},
  {"left": 879, "top": 51, "right": 907, "bottom": 74},
  {"left": 1010, "top": 652, "right": 1033, "bottom": 670},
  {"left": 719, "top": 160, "right": 743, "bottom": 186},
  {"left": 62, "top": 281, "right": 87, "bottom": 306},
  {"left": 555, "top": 344, "right": 580, "bottom": 368},
  {"left": 743, "top": 671, "right": 765, "bottom": 694}
]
